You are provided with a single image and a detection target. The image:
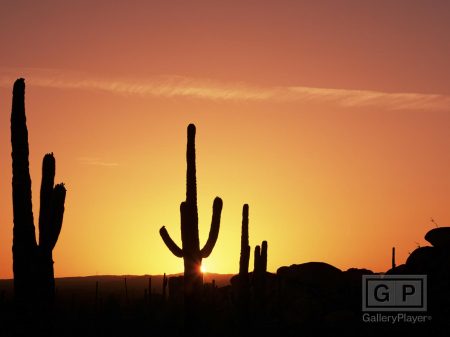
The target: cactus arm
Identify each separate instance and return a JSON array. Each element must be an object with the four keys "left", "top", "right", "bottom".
[
  {"left": 160, "top": 226, "right": 183, "bottom": 258},
  {"left": 200, "top": 197, "right": 223, "bottom": 258},
  {"left": 39, "top": 153, "right": 56, "bottom": 248},
  {"left": 49, "top": 183, "right": 66, "bottom": 249}
]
